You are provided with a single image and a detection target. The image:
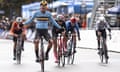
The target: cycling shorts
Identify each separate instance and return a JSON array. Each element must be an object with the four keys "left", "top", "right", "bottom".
[
  {"left": 35, "top": 29, "right": 51, "bottom": 41},
  {"left": 96, "top": 29, "right": 107, "bottom": 39}
]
